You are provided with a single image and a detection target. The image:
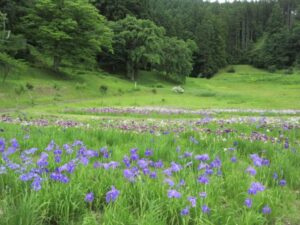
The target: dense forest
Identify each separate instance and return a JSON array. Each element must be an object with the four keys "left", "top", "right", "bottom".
[{"left": 0, "top": 0, "right": 300, "bottom": 83}]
